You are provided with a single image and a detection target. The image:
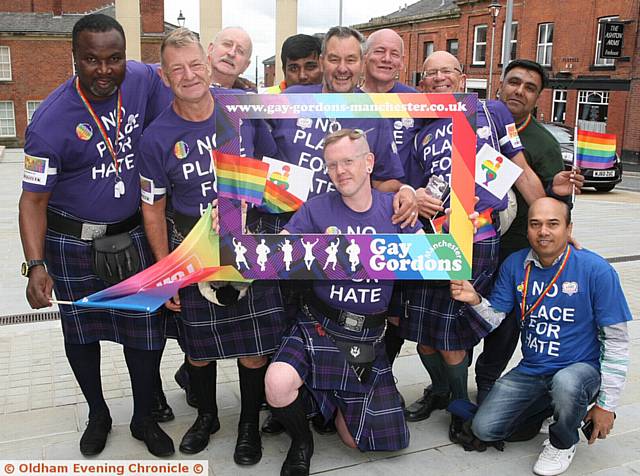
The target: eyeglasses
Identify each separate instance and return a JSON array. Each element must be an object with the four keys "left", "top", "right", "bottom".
[
  {"left": 422, "top": 67, "right": 462, "bottom": 79},
  {"left": 325, "top": 152, "right": 368, "bottom": 172}
]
